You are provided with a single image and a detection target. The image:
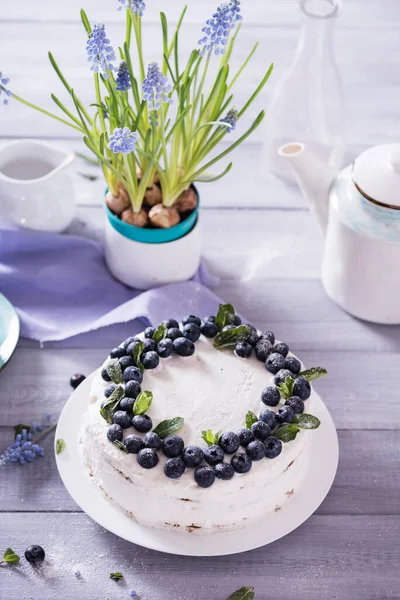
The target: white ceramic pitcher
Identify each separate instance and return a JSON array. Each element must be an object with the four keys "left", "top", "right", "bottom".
[{"left": 0, "top": 139, "right": 75, "bottom": 232}]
